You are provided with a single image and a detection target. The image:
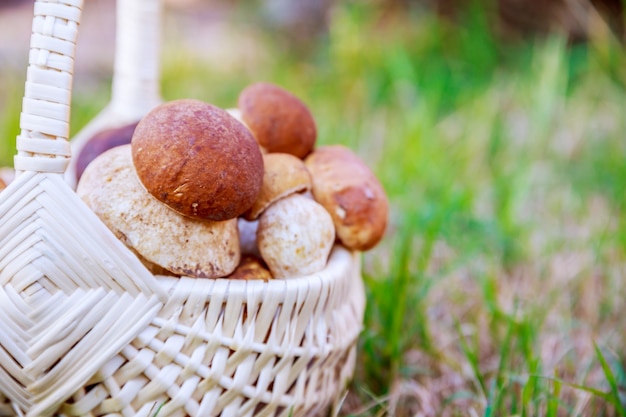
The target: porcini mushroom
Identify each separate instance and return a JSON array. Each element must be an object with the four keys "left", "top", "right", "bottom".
[
  {"left": 238, "top": 82, "right": 317, "bottom": 159},
  {"left": 131, "top": 99, "right": 264, "bottom": 221},
  {"left": 305, "top": 145, "right": 389, "bottom": 251},
  {"left": 257, "top": 193, "right": 335, "bottom": 279},
  {"left": 74, "top": 120, "right": 139, "bottom": 183},
  {"left": 243, "top": 152, "right": 312, "bottom": 220},
  {"left": 77, "top": 145, "right": 241, "bottom": 278}
]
